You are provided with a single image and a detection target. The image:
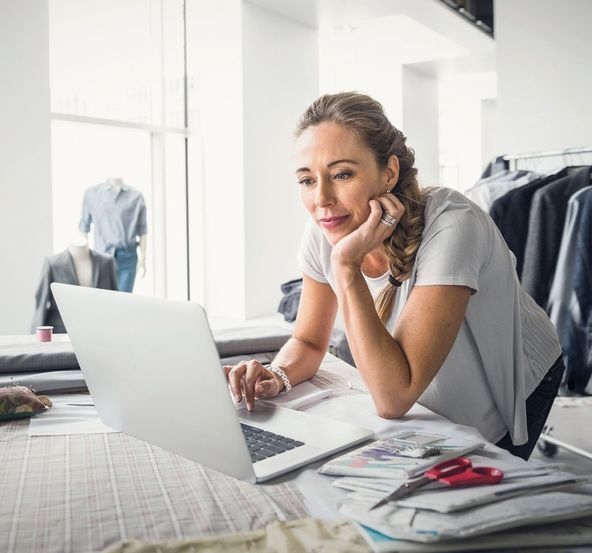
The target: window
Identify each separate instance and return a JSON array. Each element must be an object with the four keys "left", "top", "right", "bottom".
[{"left": 49, "top": 0, "right": 193, "bottom": 299}]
